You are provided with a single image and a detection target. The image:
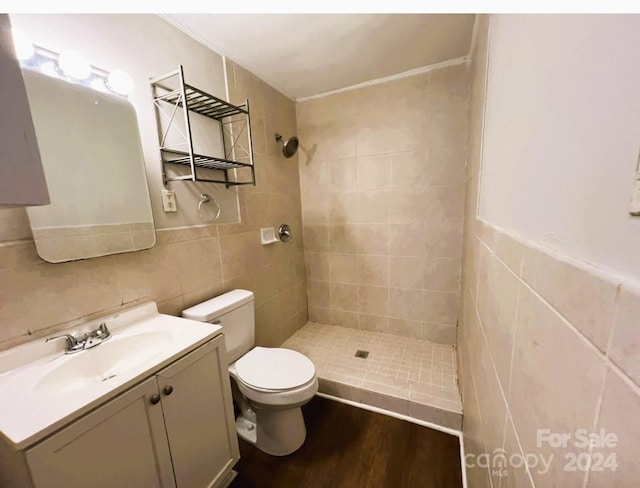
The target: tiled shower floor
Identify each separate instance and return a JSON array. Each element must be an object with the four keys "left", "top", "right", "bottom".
[{"left": 282, "top": 322, "right": 462, "bottom": 430}]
